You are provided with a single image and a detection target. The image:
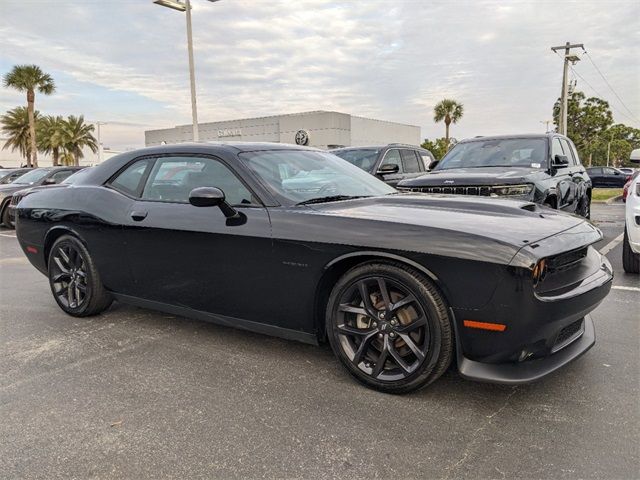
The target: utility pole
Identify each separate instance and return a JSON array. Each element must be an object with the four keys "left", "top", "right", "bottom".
[
  {"left": 185, "top": 0, "right": 199, "bottom": 142},
  {"left": 96, "top": 122, "right": 106, "bottom": 163},
  {"left": 550, "top": 42, "right": 583, "bottom": 135},
  {"left": 540, "top": 120, "right": 552, "bottom": 133}
]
